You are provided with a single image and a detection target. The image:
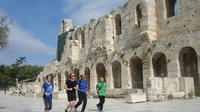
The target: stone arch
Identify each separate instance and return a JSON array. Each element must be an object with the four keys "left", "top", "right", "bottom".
[
  {"left": 115, "top": 14, "right": 122, "bottom": 35},
  {"left": 136, "top": 4, "right": 142, "bottom": 27},
  {"left": 179, "top": 47, "right": 199, "bottom": 94},
  {"left": 81, "top": 31, "right": 85, "bottom": 48},
  {"left": 112, "top": 61, "right": 122, "bottom": 88},
  {"left": 58, "top": 73, "right": 62, "bottom": 91},
  {"left": 130, "top": 56, "right": 143, "bottom": 89},
  {"left": 96, "top": 63, "right": 106, "bottom": 82},
  {"left": 74, "top": 68, "right": 80, "bottom": 80},
  {"left": 165, "top": 0, "right": 178, "bottom": 18},
  {"left": 84, "top": 67, "right": 90, "bottom": 89},
  {"left": 152, "top": 52, "right": 168, "bottom": 77}
]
